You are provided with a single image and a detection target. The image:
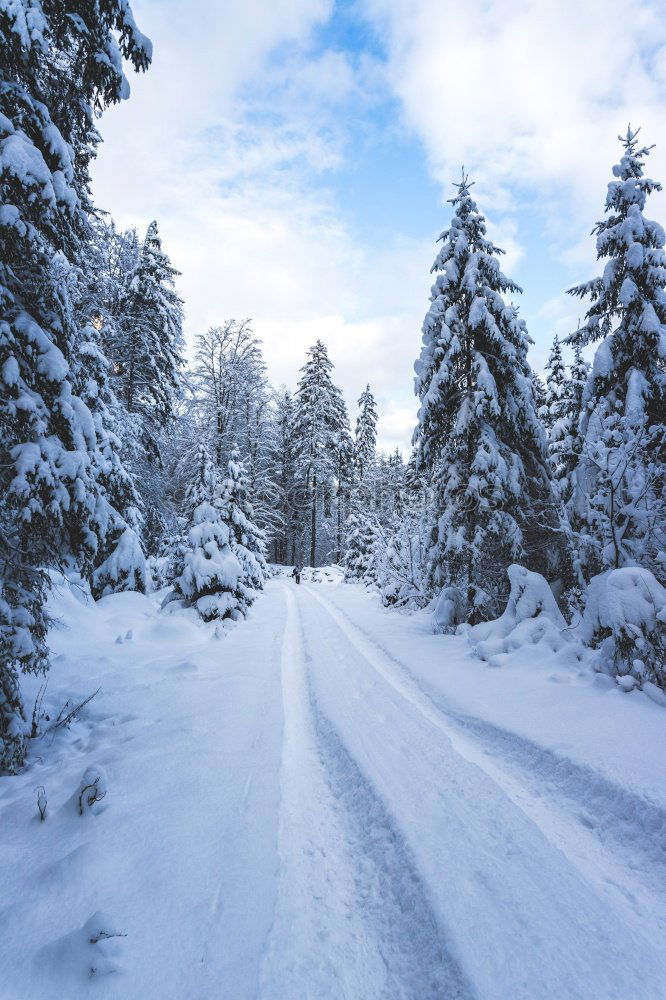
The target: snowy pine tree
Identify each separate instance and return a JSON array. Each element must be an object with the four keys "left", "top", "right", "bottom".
[
  {"left": 292, "top": 341, "right": 351, "bottom": 567},
  {"left": 414, "top": 172, "right": 559, "bottom": 620},
  {"left": 567, "top": 128, "right": 666, "bottom": 579},
  {"left": 539, "top": 336, "right": 569, "bottom": 437},
  {"left": 343, "top": 509, "right": 379, "bottom": 586},
  {"left": 531, "top": 372, "right": 547, "bottom": 415},
  {"left": 549, "top": 345, "right": 589, "bottom": 506},
  {"left": 354, "top": 385, "right": 378, "bottom": 486},
  {"left": 334, "top": 401, "right": 354, "bottom": 565},
  {"left": 372, "top": 449, "right": 407, "bottom": 527},
  {"left": 169, "top": 445, "right": 243, "bottom": 622},
  {"left": 342, "top": 385, "right": 379, "bottom": 575},
  {"left": 72, "top": 319, "right": 147, "bottom": 598},
  {"left": 114, "top": 221, "right": 183, "bottom": 461},
  {"left": 271, "top": 388, "right": 299, "bottom": 564},
  {"left": 0, "top": 0, "right": 151, "bottom": 770},
  {"left": 218, "top": 445, "right": 268, "bottom": 611}
]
